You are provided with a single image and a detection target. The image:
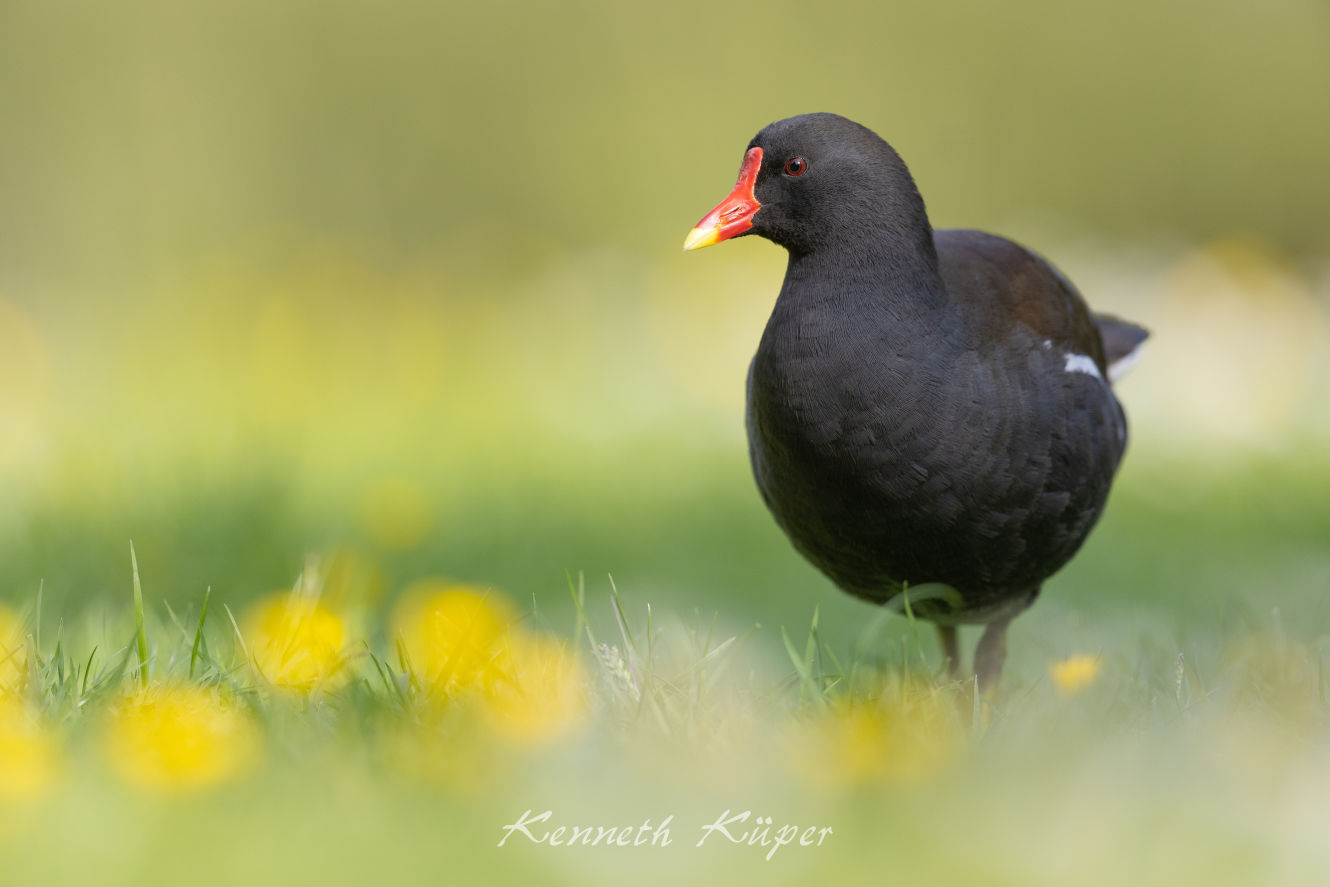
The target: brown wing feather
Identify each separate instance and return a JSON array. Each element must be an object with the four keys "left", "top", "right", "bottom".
[{"left": 933, "top": 228, "right": 1108, "bottom": 371}]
